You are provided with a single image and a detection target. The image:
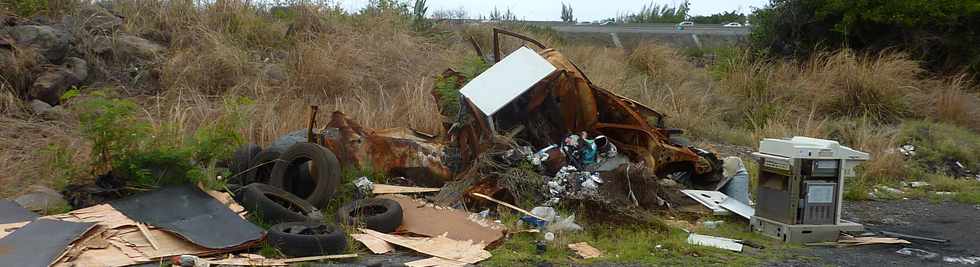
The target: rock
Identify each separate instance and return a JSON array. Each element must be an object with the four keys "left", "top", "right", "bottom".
[
  {"left": 262, "top": 63, "right": 287, "bottom": 82},
  {"left": 10, "top": 25, "right": 70, "bottom": 62},
  {"left": 30, "top": 99, "right": 53, "bottom": 114},
  {"left": 77, "top": 5, "right": 123, "bottom": 33},
  {"left": 28, "top": 57, "right": 87, "bottom": 105},
  {"left": 13, "top": 185, "right": 68, "bottom": 212},
  {"left": 117, "top": 35, "right": 164, "bottom": 59},
  {"left": 30, "top": 68, "right": 81, "bottom": 105},
  {"left": 63, "top": 56, "right": 88, "bottom": 81}
]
